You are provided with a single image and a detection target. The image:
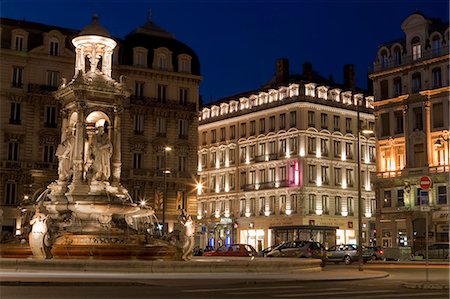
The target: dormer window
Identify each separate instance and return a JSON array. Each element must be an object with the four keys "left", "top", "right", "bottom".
[
  {"left": 133, "top": 47, "right": 148, "bottom": 67},
  {"left": 15, "top": 36, "right": 24, "bottom": 51},
  {"left": 411, "top": 36, "right": 421, "bottom": 60},
  {"left": 49, "top": 39, "right": 59, "bottom": 56},
  {"left": 432, "top": 35, "right": 441, "bottom": 55},
  {"left": 380, "top": 49, "right": 388, "bottom": 67},
  {"left": 11, "top": 29, "right": 29, "bottom": 52},
  {"left": 153, "top": 47, "right": 173, "bottom": 71},
  {"left": 159, "top": 54, "right": 167, "bottom": 70},
  {"left": 178, "top": 54, "right": 192, "bottom": 73}
]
